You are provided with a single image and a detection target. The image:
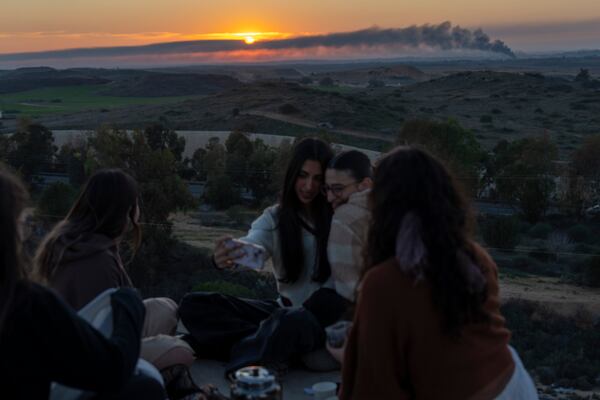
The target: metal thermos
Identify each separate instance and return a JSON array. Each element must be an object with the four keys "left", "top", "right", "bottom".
[{"left": 230, "top": 366, "right": 283, "bottom": 400}]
